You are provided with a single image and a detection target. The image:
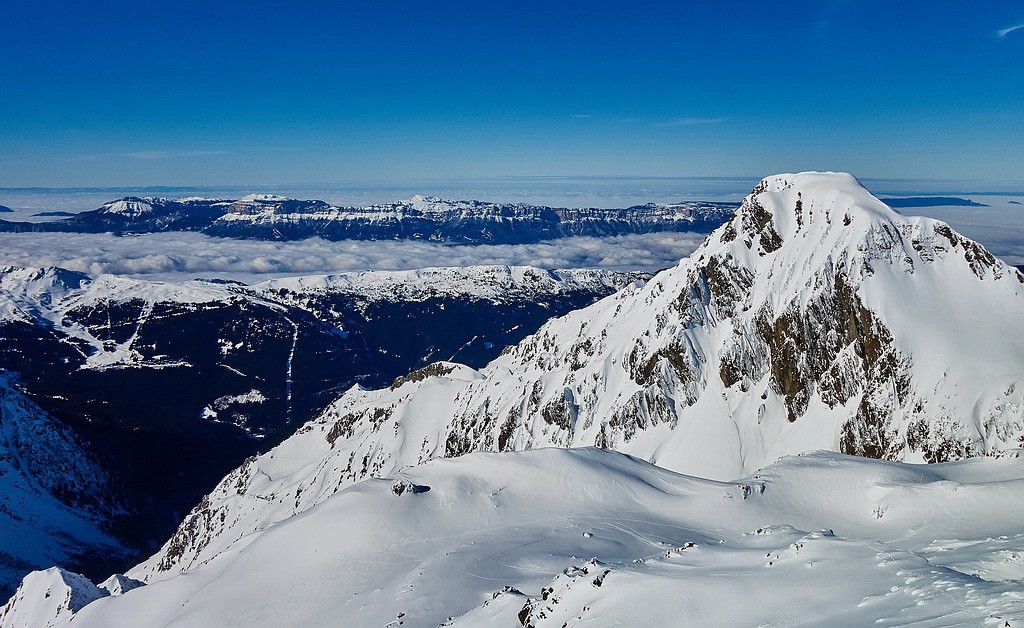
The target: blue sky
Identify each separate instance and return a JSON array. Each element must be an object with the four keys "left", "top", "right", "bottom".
[{"left": 1, "top": 1, "right": 1022, "bottom": 186}]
